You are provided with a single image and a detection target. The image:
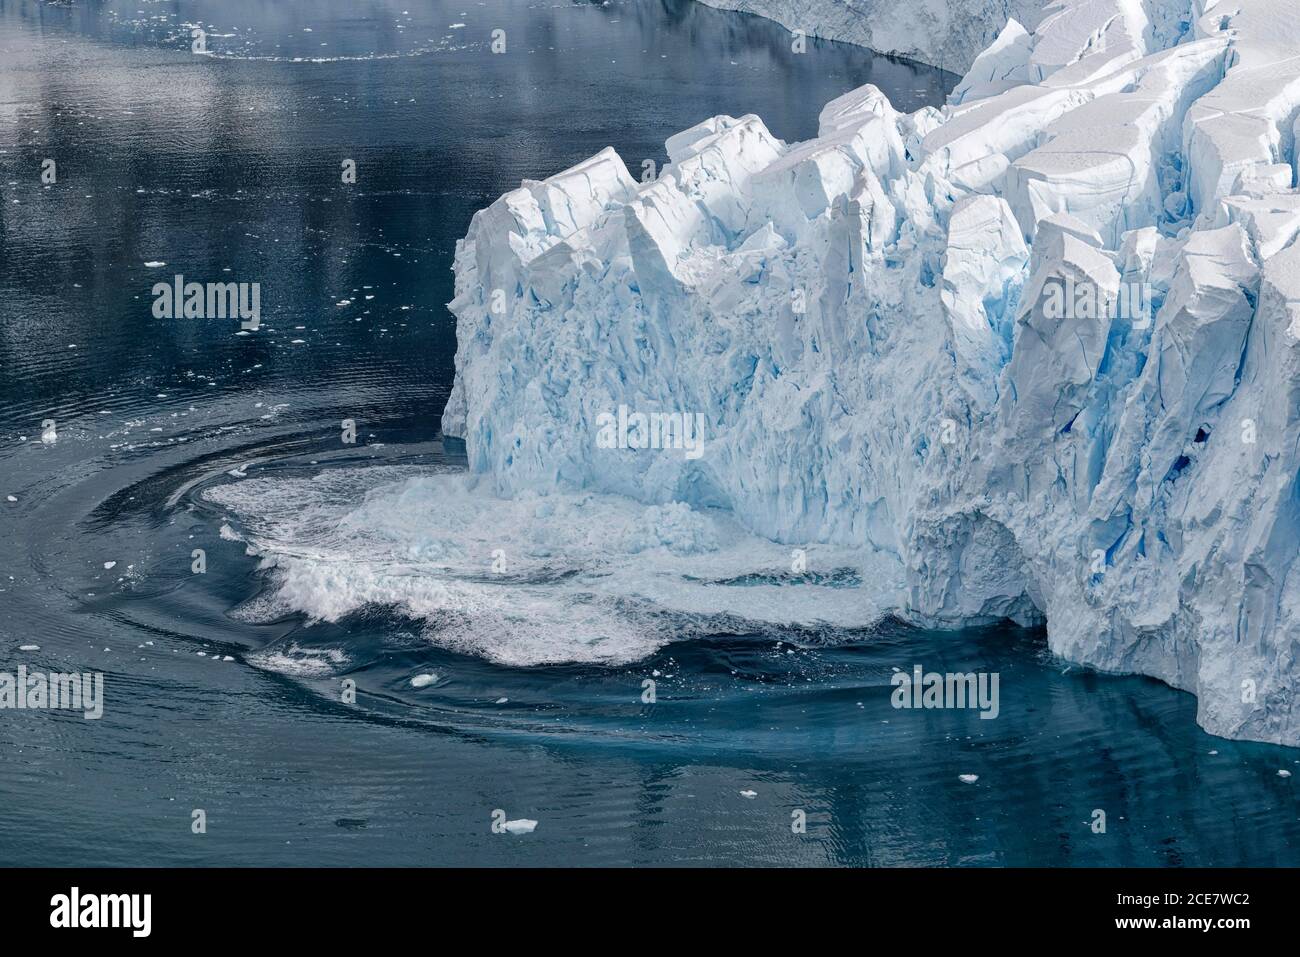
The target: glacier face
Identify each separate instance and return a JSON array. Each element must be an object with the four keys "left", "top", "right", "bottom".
[
  {"left": 443, "top": 0, "right": 1300, "bottom": 745},
  {"left": 690, "top": 0, "right": 1050, "bottom": 73}
]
